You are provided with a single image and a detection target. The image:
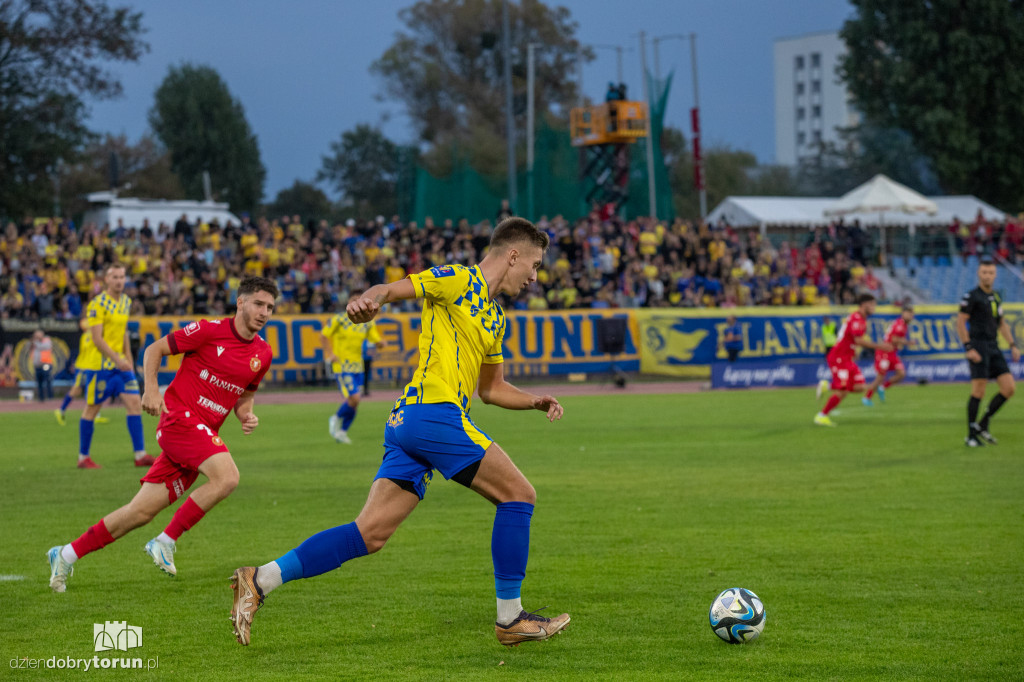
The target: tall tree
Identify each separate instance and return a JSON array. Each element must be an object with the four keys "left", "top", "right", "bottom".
[
  {"left": 265, "top": 180, "right": 333, "bottom": 223},
  {"left": 370, "top": 0, "right": 591, "bottom": 176},
  {"left": 148, "top": 63, "right": 265, "bottom": 211},
  {"left": 840, "top": 1, "right": 1024, "bottom": 210},
  {"left": 0, "top": 0, "right": 148, "bottom": 217},
  {"left": 796, "top": 125, "right": 940, "bottom": 198},
  {"left": 317, "top": 124, "right": 418, "bottom": 218},
  {"left": 59, "top": 134, "right": 186, "bottom": 216}
]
